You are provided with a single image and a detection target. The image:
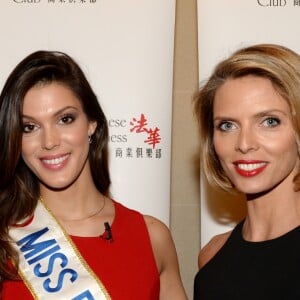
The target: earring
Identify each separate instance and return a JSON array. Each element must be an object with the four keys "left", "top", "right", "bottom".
[{"left": 88, "top": 135, "right": 92, "bottom": 144}]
